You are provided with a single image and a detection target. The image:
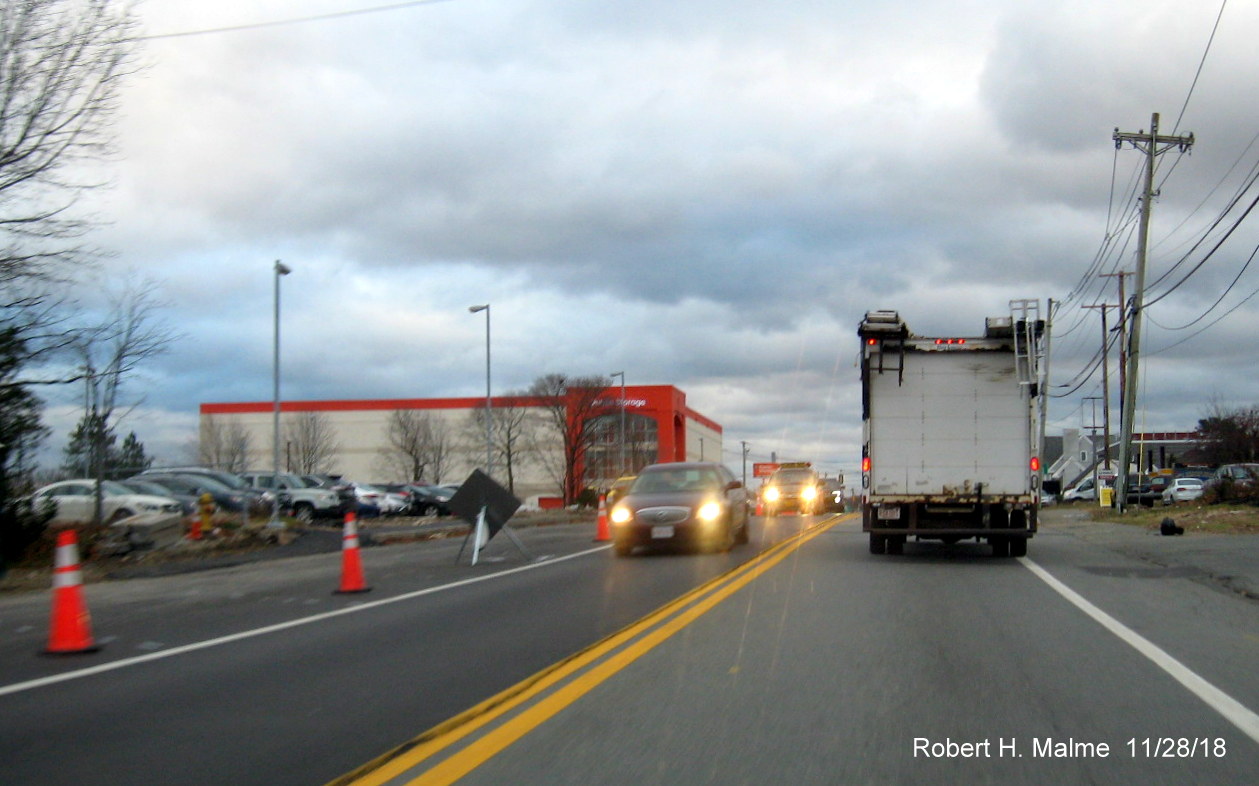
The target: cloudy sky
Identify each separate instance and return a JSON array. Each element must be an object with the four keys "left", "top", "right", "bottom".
[{"left": 39, "top": 0, "right": 1259, "bottom": 479}]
